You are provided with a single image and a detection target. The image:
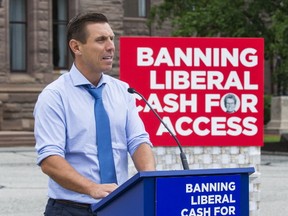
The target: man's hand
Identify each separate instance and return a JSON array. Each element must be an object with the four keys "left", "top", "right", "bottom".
[
  {"left": 41, "top": 155, "right": 118, "bottom": 199},
  {"left": 88, "top": 183, "right": 118, "bottom": 199}
]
